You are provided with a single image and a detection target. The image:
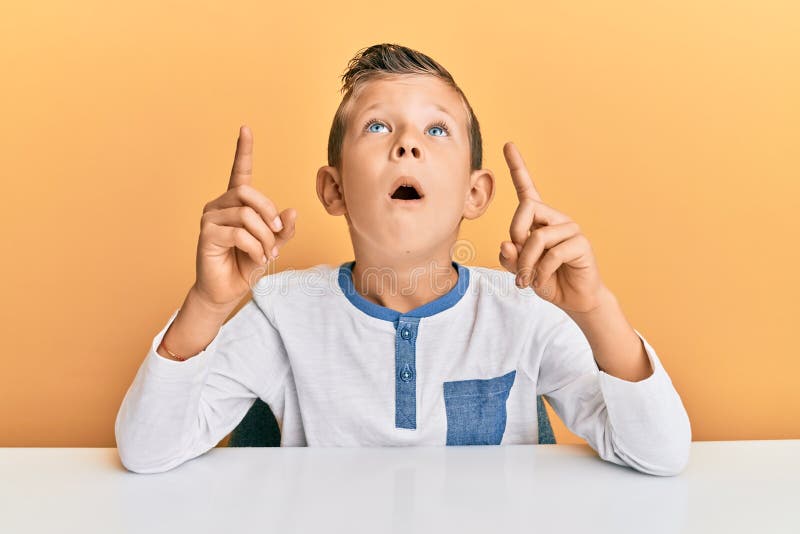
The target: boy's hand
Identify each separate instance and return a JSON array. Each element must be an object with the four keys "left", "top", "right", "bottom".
[
  {"left": 498, "top": 142, "right": 607, "bottom": 314},
  {"left": 192, "top": 125, "right": 297, "bottom": 313}
]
